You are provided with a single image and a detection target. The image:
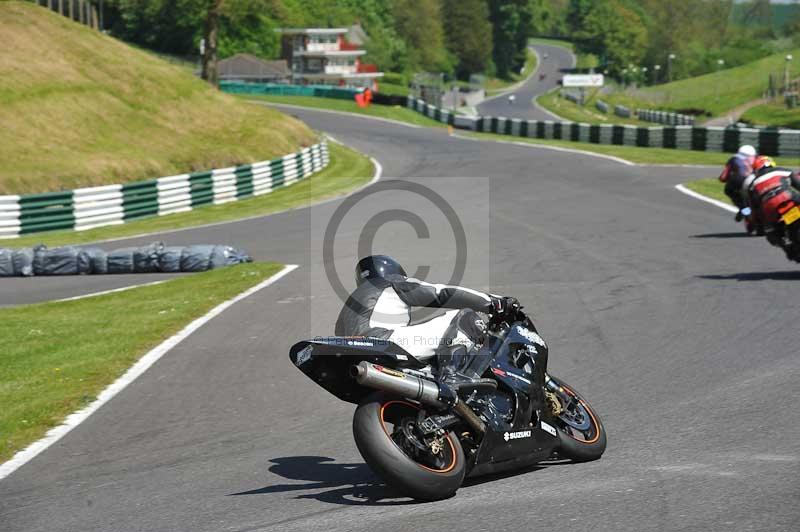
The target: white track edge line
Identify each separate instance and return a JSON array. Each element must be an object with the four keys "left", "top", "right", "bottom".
[
  {"left": 250, "top": 100, "right": 423, "bottom": 129},
  {"left": 323, "top": 134, "right": 382, "bottom": 185},
  {"left": 53, "top": 280, "right": 168, "bottom": 302},
  {"left": 0, "top": 263, "right": 299, "bottom": 481},
  {"left": 453, "top": 133, "right": 636, "bottom": 166},
  {"left": 675, "top": 184, "right": 738, "bottom": 213}
]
